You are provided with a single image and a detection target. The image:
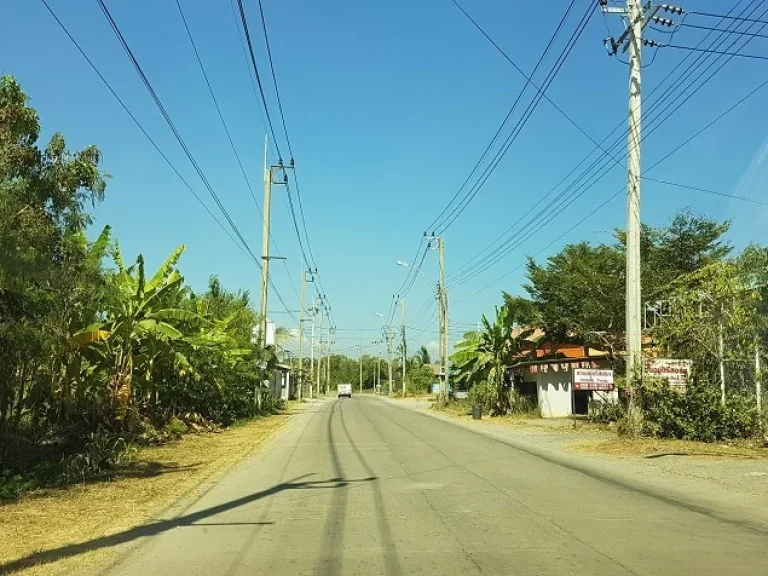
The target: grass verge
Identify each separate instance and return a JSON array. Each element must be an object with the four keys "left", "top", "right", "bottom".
[
  {"left": 0, "top": 405, "right": 301, "bottom": 576},
  {"left": 573, "top": 436, "right": 768, "bottom": 460}
]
